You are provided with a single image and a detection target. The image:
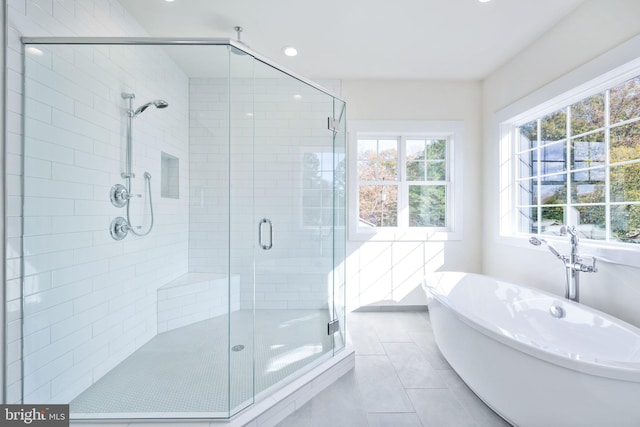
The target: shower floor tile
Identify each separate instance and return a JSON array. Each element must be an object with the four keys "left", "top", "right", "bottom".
[{"left": 70, "top": 309, "right": 335, "bottom": 416}]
